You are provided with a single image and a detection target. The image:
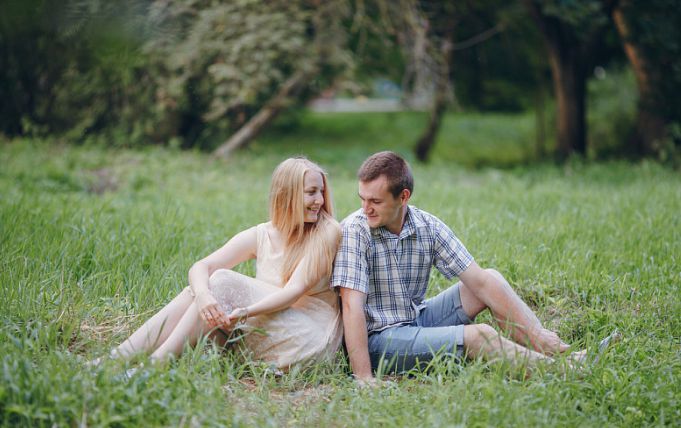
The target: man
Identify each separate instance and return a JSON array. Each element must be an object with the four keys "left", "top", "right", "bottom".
[{"left": 331, "top": 151, "right": 576, "bottom": 382}]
